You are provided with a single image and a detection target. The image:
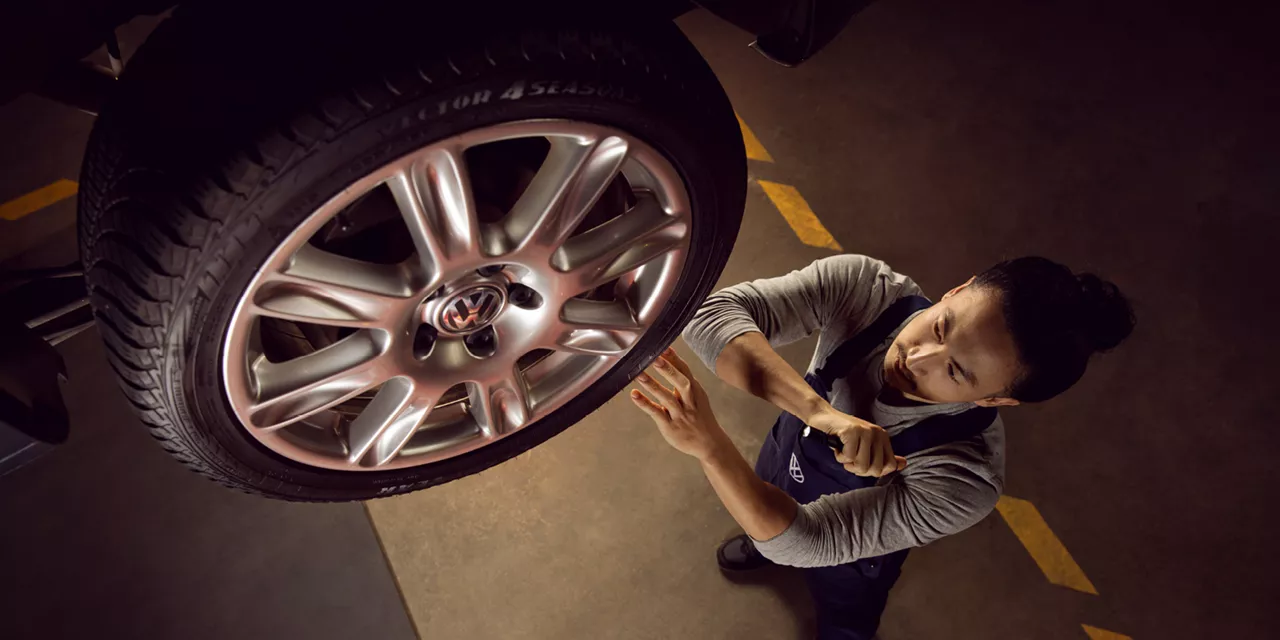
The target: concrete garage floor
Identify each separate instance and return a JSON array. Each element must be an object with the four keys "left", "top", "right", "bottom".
[{"left": 1, "top": 1, "right": 1275, "bottom": 639}]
